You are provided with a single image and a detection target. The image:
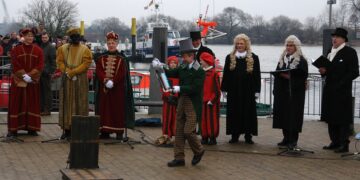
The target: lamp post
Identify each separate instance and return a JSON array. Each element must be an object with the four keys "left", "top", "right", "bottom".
[{"left": 327, "top": 0, "right": 337, "bottom": 28}]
